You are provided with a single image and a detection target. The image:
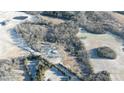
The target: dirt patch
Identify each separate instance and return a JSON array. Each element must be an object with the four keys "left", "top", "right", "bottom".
[
  {"left": 58, "top": 46, "right": 82, "bottom": 77},
  {"left": 41, "top": 15, "right": 64, "bottom": 25},
  {"left": 112, "top": 12, "right": 124, "bottom": 24}
]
